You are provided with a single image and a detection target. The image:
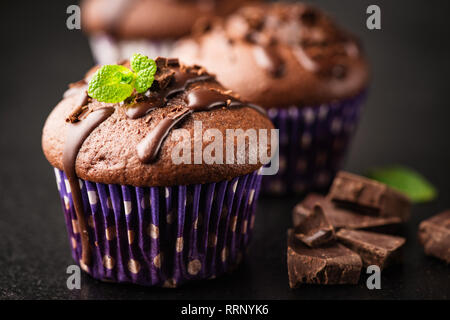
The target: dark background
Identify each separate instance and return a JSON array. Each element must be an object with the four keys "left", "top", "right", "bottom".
[{"left": 1, "top": 0, "right": 449, "bottom": 299}]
